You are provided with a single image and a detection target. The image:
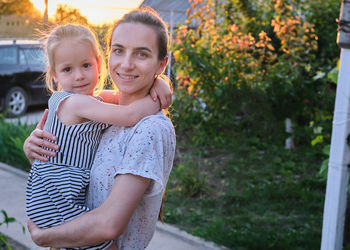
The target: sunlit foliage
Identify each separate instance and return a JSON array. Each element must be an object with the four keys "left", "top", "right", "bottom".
[
  {"left": 171, "top": 0, "right": 339, "bottom": 146},
  {"left": 0, "top": 0, "right": 41, "bottom": 18}
]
